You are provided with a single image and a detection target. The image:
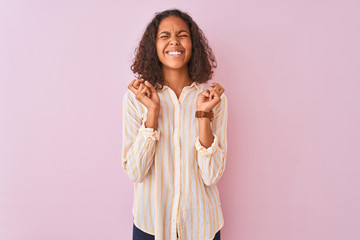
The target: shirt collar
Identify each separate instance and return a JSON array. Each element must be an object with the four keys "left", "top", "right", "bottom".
[{"left": 158, "top": 81, "right": 202, "bottom": 91}]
